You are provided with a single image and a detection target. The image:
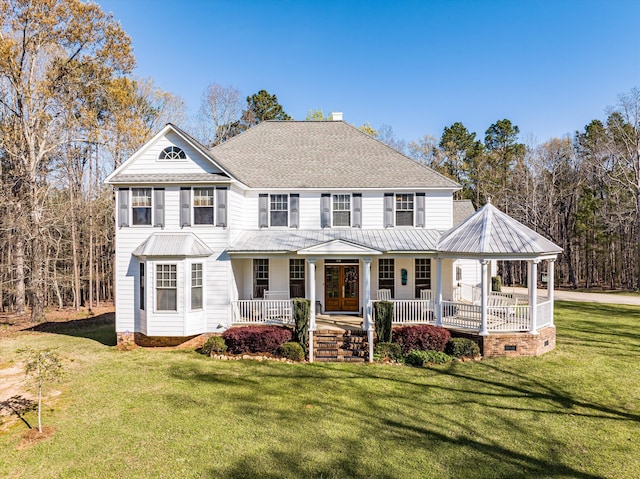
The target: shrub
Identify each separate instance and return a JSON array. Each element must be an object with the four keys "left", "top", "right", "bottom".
[
  {"left": 202, "top": 336, "right": 227, "bottom": 355},
  {"left": 491, "top": 275, "right": 502, "bottom": 292},
  {"left": 222, "top": 326, "right": 293, "bottom": 355},
  {"left": 405, "top": 349, "right": 453, "bottom": 367},
  {"left": 445, "top": 337, "right": 480, "bottom": 359},
  {"left": 373, "top": 301, "right": 393, "bottom": 343},
  {"left": 392, "top": 325, "right": 451, "bottom": 354},
  {"left": 279, "top": 341, "right": 305, "bottom": 361},
  {"left": 293, "top": 298, "right": 310, "bottom": 355},
  {"left": 374, "top": 342, "right": 403, "bottom": 362}
]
